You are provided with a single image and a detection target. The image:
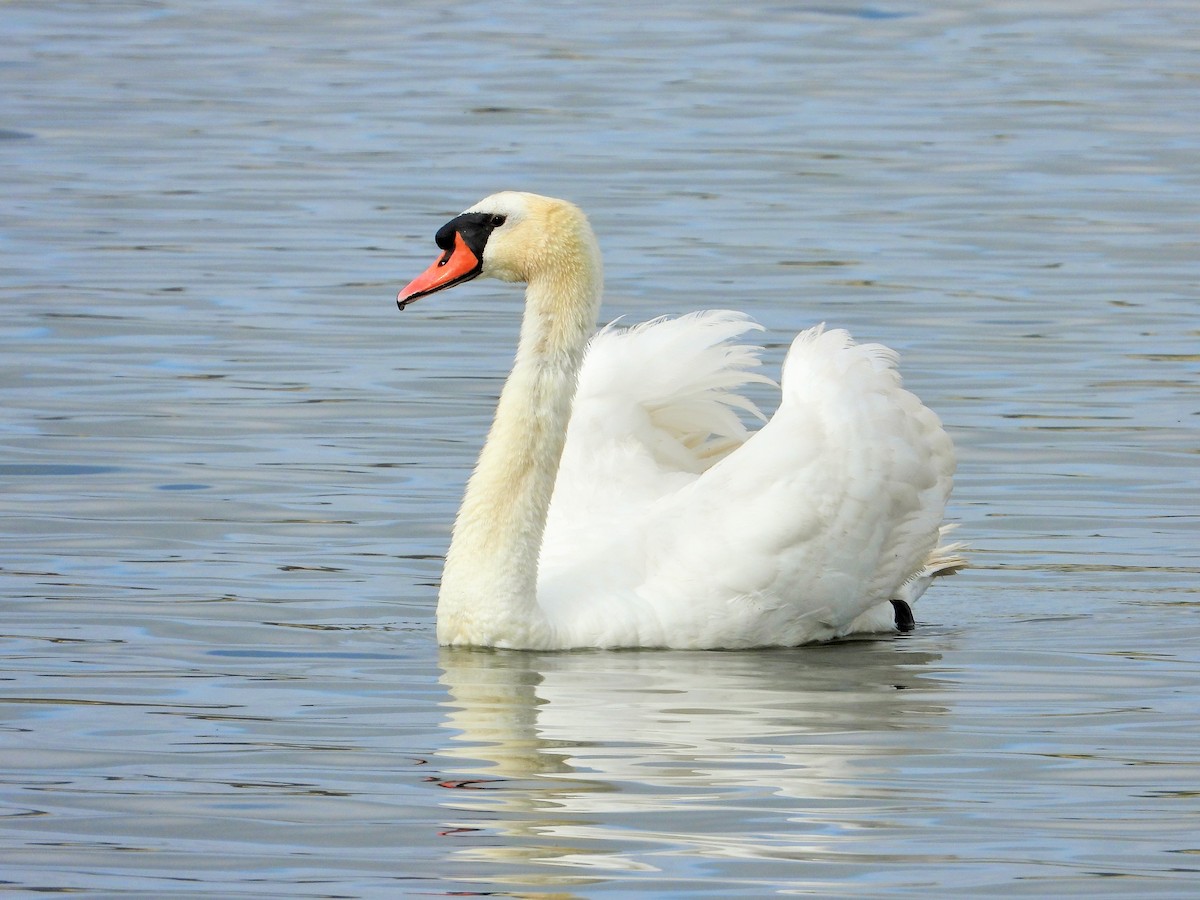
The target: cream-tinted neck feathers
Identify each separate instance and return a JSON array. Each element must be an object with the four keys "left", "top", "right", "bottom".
[{"left": 436, "top": 194, "right": 603, "bottom": 648}]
